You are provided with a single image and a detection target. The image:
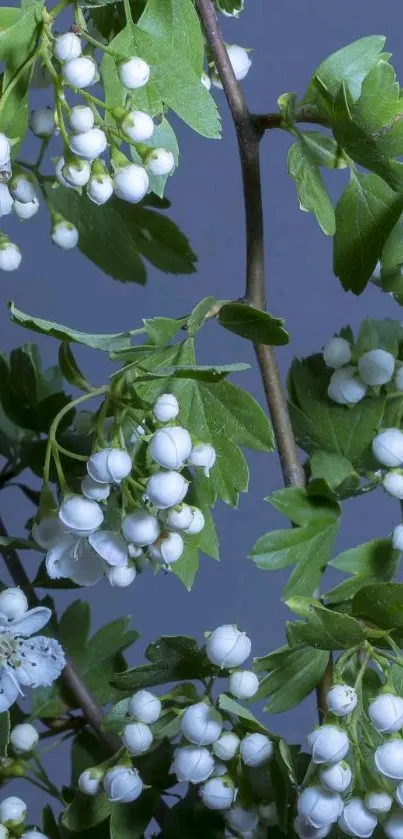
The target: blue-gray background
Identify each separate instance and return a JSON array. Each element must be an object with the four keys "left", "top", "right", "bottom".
[{"left": 1, "top": 0, "right": 402, "bottom": 821}]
